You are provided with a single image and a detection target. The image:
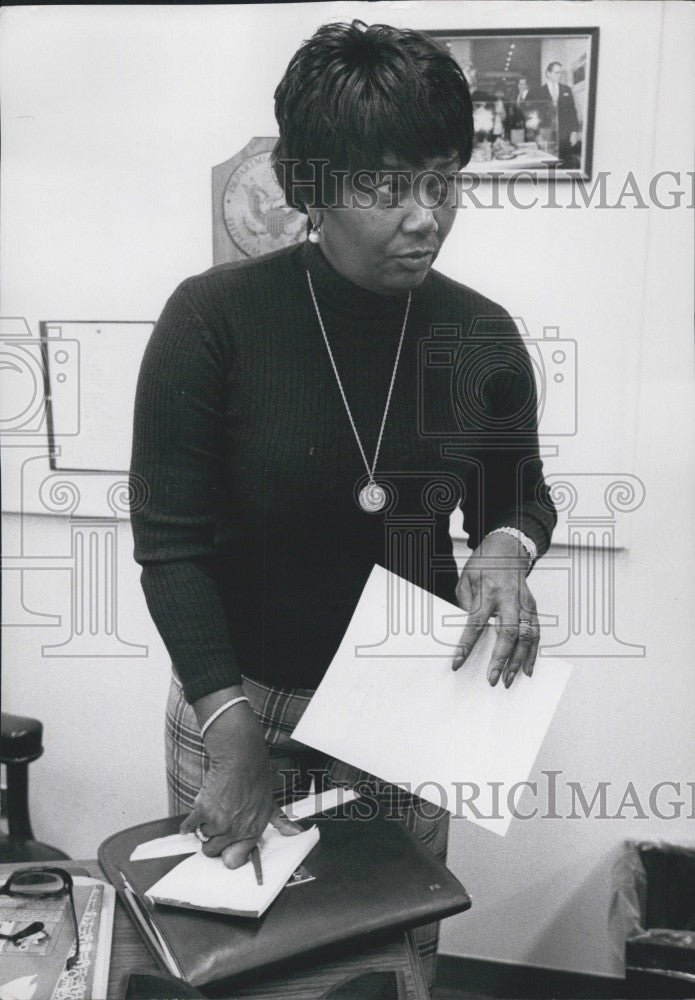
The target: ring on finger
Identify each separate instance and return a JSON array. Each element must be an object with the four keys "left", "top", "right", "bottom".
[
  {"left": 518, "top": 617, "right": 533, "bottom": 630},
  {"left": 194, "top": 825, "right": 211, "bottom": 843}
]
